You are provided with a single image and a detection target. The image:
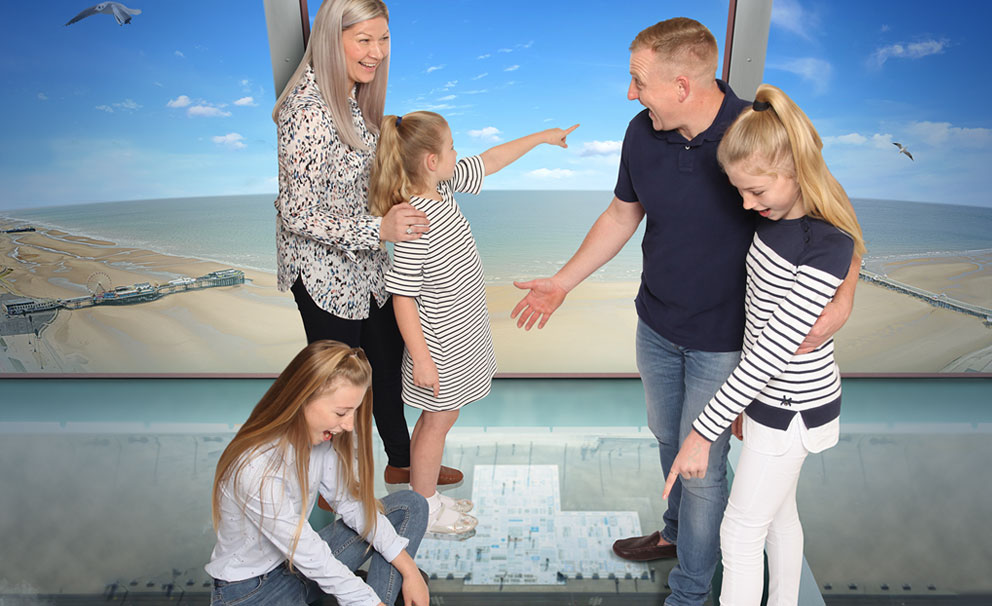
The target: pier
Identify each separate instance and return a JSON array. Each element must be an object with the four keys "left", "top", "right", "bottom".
[
  {"left": 859, "top": 269, "right": 992, "bottom": 323},
  {"left": 2, "top": 269, "right": 245, "bottom": 317}
]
